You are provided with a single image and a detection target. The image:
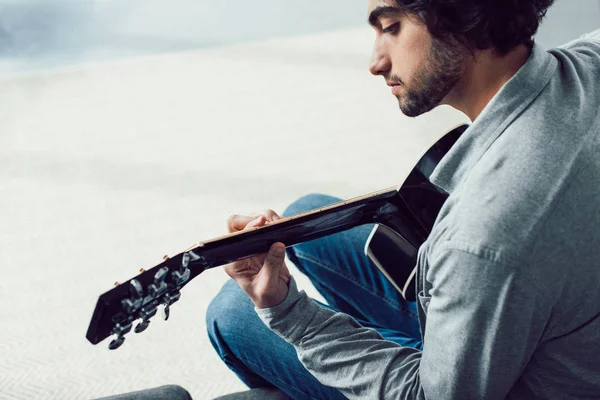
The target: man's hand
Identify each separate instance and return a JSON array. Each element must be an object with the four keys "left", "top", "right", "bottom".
[{"left": 224, "top": 210, "right": 291, "bottom": 309}]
